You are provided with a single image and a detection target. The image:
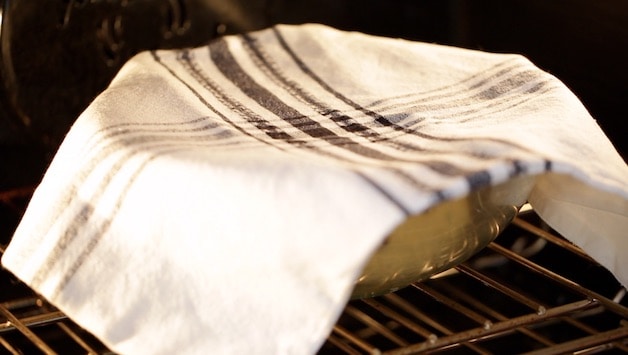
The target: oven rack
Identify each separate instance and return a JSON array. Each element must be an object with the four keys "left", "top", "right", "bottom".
[{"left": 1, "top": 188, "right": 627, "bottom": 354}]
